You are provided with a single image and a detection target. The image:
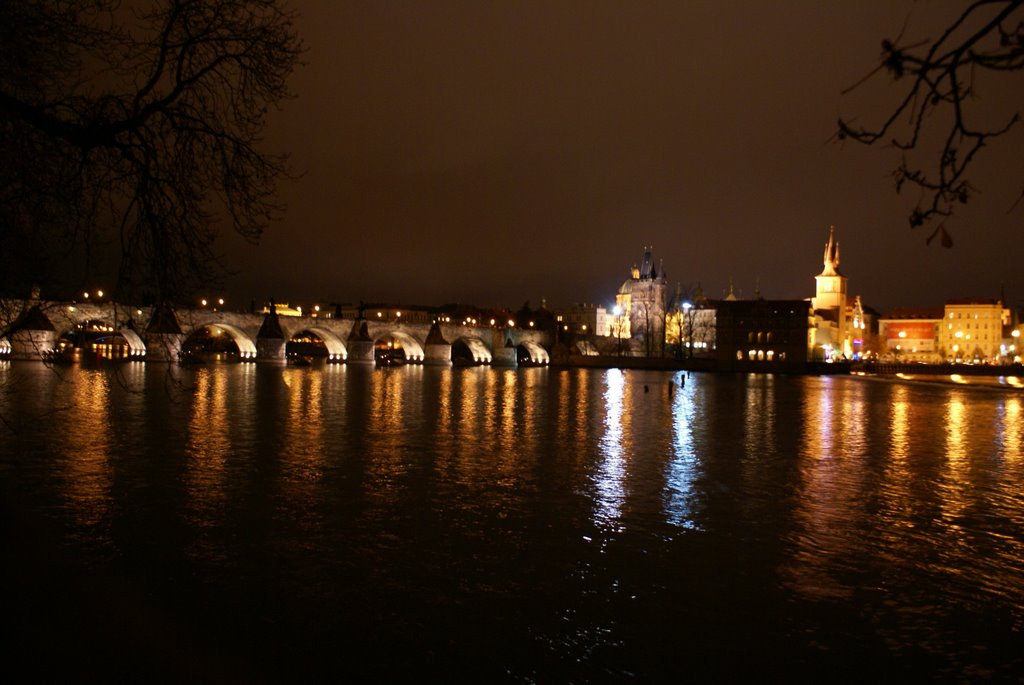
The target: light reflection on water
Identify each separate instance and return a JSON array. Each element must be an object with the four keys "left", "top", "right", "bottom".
[
  {"left": 184, "top": 367, "right": 231, "bottom": 561},
  {"left": 595, "top": 368, "right": 627, "bottom": 529},
  {"left": 60, "top": 370, "right": 114, "bottom": 534},
  {"left": 666, "top": 373, "right": 699, "bottom": 530},
  {"left": 1, "top": 364, "right": 1023, "bottom": 681}
]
